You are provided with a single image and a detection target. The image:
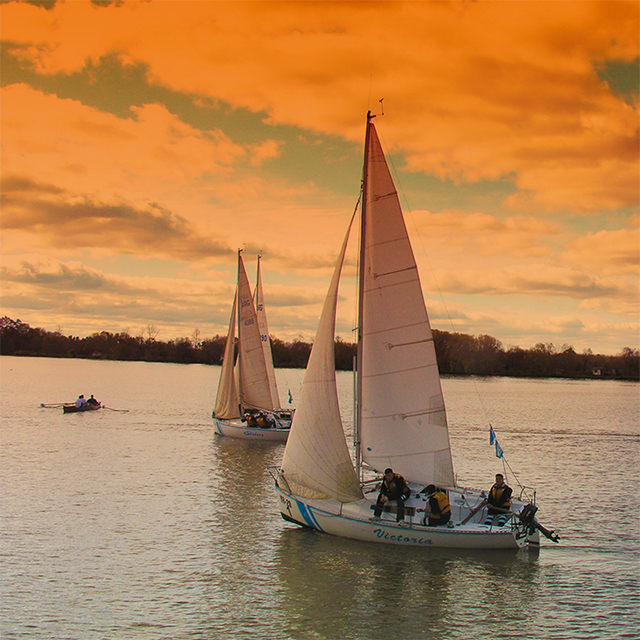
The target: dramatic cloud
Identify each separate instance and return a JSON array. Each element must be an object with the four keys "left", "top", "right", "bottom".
[{"left": 1, "top": 0, "right": 637, "bottom": 354}]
